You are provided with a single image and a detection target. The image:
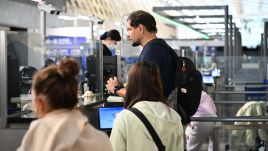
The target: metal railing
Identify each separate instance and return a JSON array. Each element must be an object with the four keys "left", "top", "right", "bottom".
[{"left": 191, "top": 116, "right": 268, "bottom": 151}]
